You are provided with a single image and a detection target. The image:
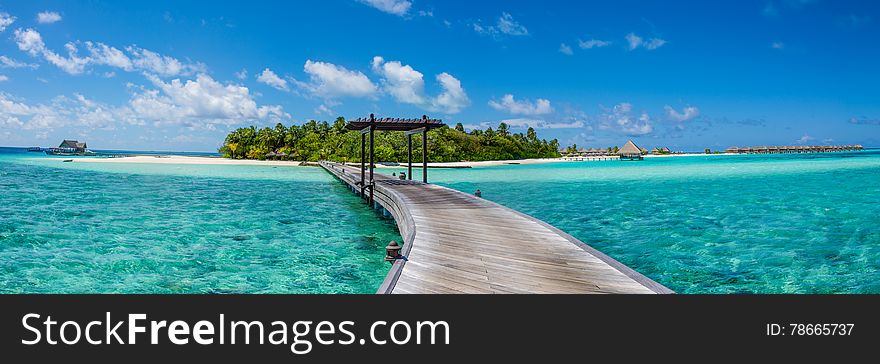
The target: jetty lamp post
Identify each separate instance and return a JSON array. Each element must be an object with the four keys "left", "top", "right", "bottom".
[{"left": 385, "top": 241, "right": 402, "bottom": 263}]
